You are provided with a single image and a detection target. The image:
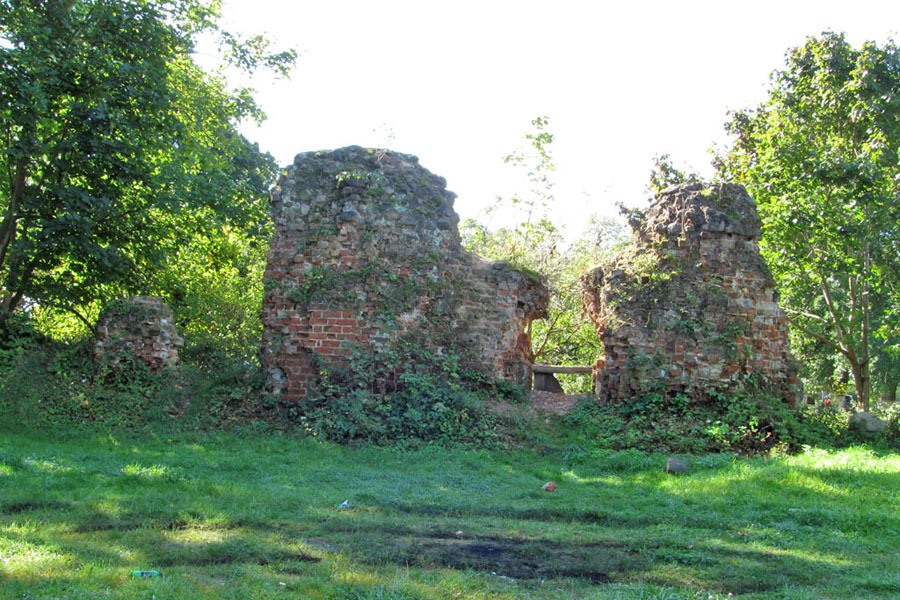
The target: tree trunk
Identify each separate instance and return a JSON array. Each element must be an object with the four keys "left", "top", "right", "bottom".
[
  {"left": 849, "top": 357, "right": 871, "bottom": 411},
  {"left": 859, "top": 245, "right": 872, "bottom": 412},
  {"left": 0, "top": 260, "right": 33, "bottom": 330}
]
